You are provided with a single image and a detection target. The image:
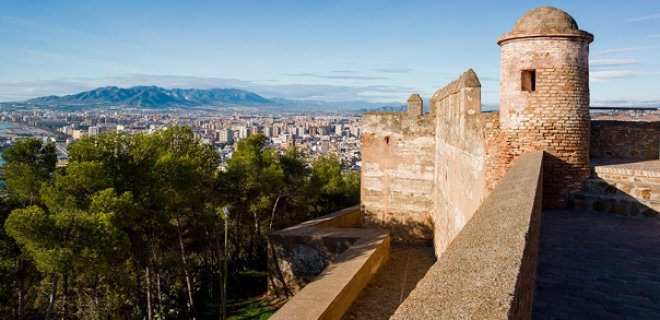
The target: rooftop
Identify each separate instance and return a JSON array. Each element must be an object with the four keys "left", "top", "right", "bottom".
[{"left": 497, "top": 6, "right": 594, "bottom": 45}]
